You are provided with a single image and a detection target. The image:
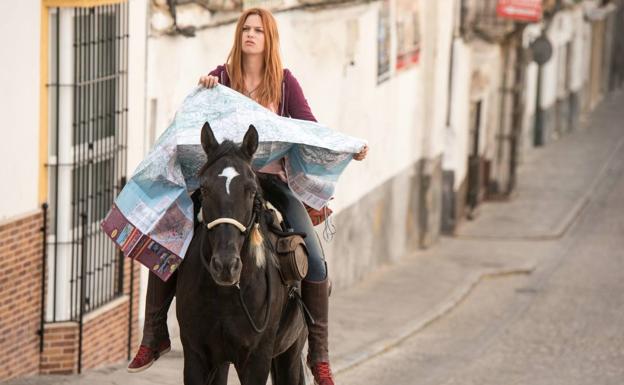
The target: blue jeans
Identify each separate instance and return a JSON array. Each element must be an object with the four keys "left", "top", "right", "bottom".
[{"left": 258, "top": 175, "right": 328, "bottom": 282}]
